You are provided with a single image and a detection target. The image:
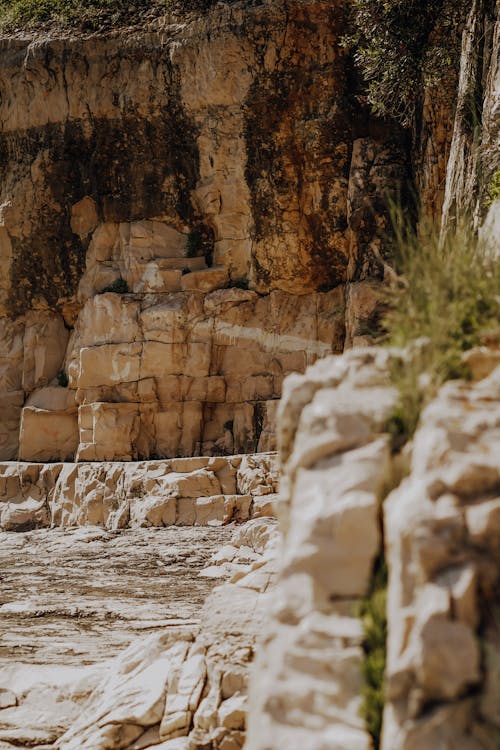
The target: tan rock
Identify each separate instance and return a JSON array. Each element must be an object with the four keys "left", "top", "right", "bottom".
[
  {"left": 0, "top": 498, "right": 50, "bottom": 531},
  {"left": 180, "top": 267, "right": 228, "bottom": 293},
  {"left": 77, "top": 403, "right": 142, "bottom": 461},
  {"left": 22, "top": 312, "right": 69, "bottom": 393},
  {"left": 19, "top": 407, "right": 78, "bottom": 462},
  {"left": 218, "top": 694, "right": 246, "bottom": 730}
]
